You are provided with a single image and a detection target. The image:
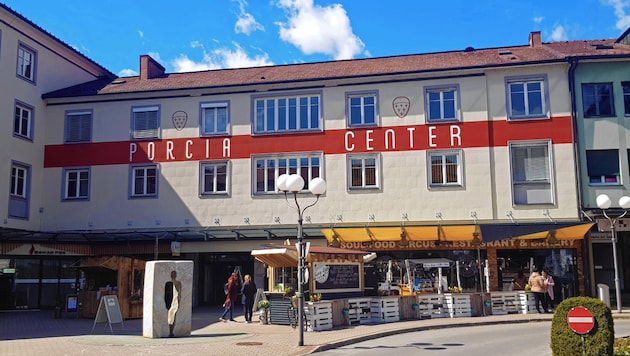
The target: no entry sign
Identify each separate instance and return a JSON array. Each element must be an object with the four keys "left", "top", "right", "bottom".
[{"left": 567, "top": 307, "right": 595, "bottom": 334}]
